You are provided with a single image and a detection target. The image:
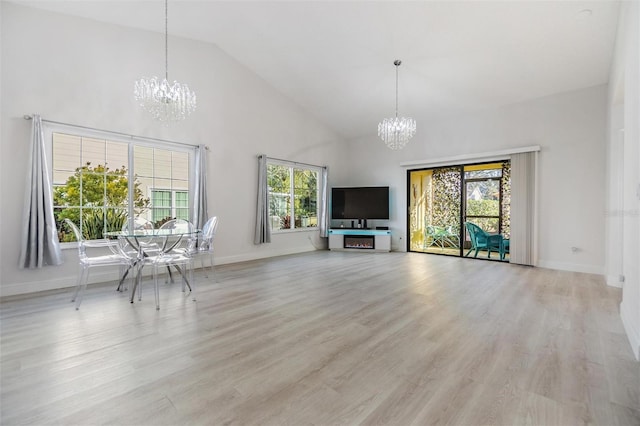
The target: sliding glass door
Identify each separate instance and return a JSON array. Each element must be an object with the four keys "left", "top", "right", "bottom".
[
  {"left": 407, "top": 166, "right": 463, "bottom": 256},
  {"left": 408, "top": 161, "right": 511, "bottom": 261}
]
